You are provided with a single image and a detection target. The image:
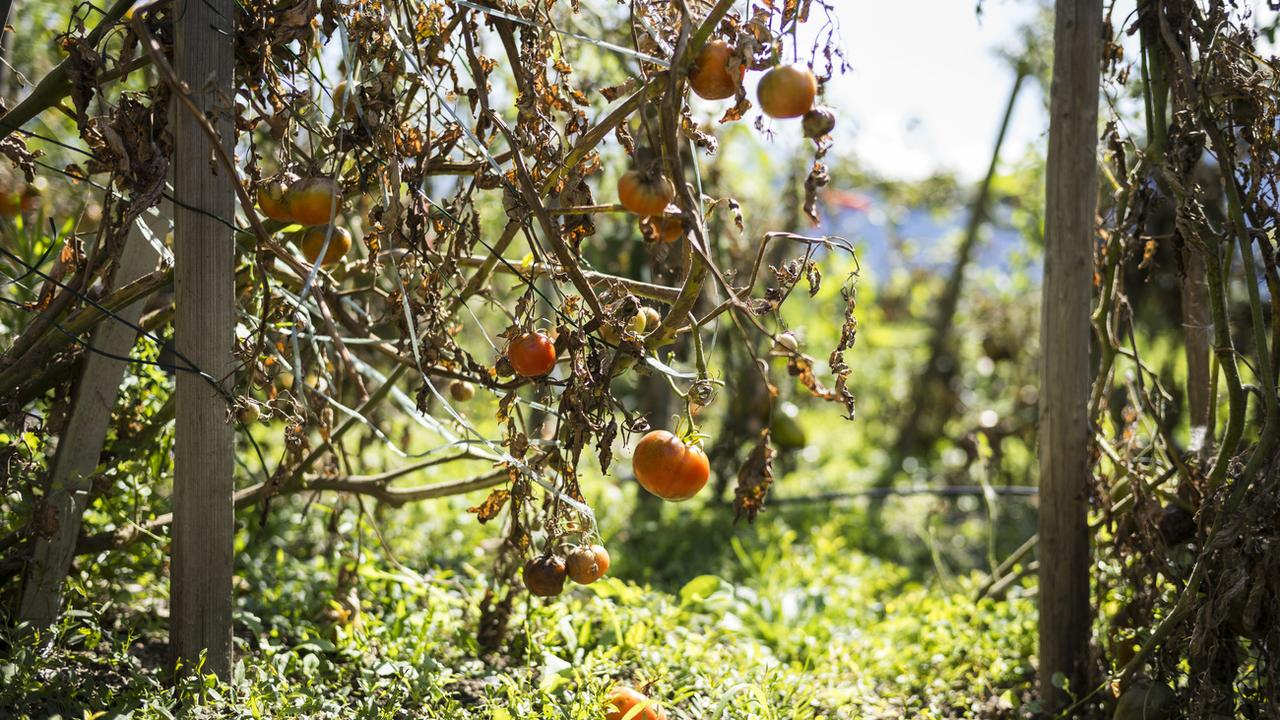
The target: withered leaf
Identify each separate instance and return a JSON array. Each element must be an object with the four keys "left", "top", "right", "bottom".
[
  {"left": 468, "top": 488, "right": 511, "bottom": 523},
  {"left": 0, "top": 135, "right": 42, "bottom": 182},
  {"left": 734, "top": 429, "right": 775, "bottom": 523},
  {"left": 803, "top": 161, "right": 830, "bottom": 226},
  {"left": 806, "top": 261, "right": 821, "bottom": 297}
]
